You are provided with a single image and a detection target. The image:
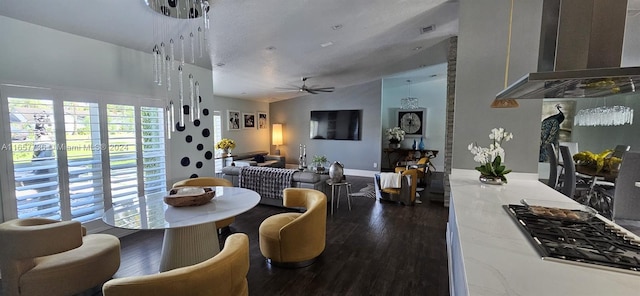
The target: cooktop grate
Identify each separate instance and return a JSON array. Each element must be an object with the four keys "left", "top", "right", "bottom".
[{"left": 506, "top": 204, "right": 640, "bottom": 274}]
